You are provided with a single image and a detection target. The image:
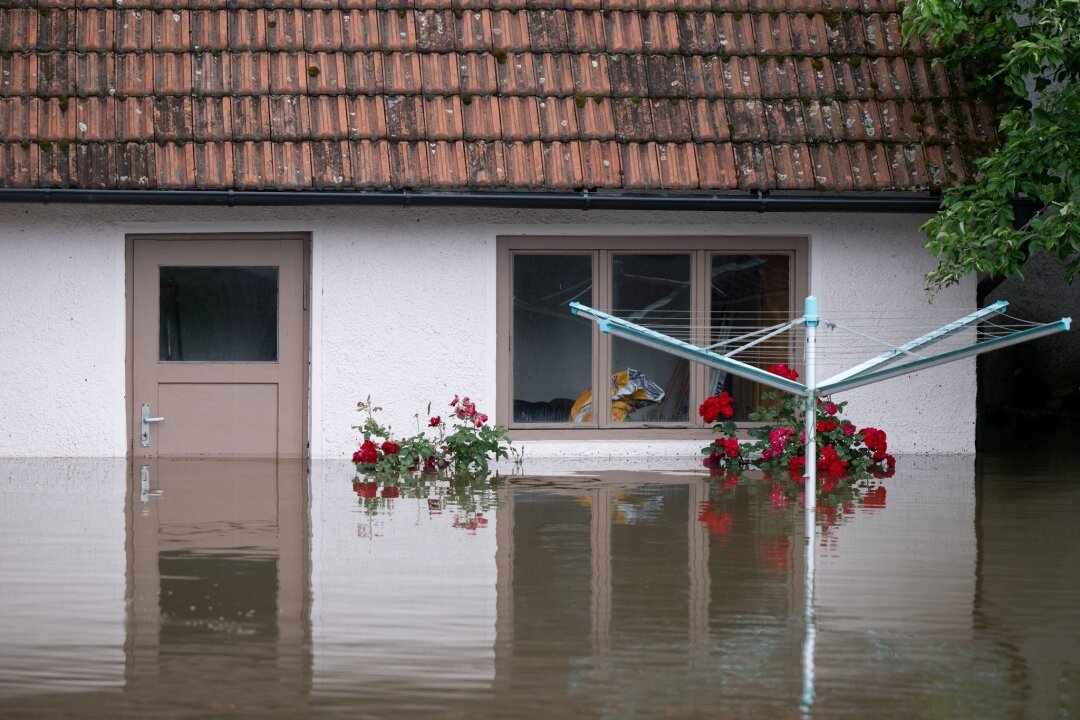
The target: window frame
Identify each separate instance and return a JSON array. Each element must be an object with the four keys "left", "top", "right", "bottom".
[{"left": 496, "top": 235, "right": 809, "bottom": 439}]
